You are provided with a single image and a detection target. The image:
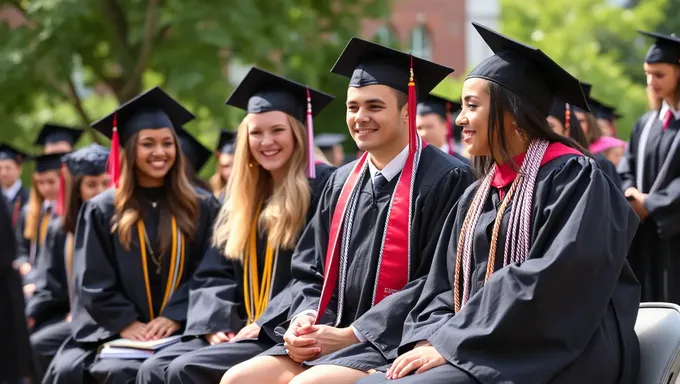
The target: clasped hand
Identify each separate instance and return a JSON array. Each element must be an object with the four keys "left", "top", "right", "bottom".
[
  {"left": 386, "top": 341, "right": 447, "bottom": 379},
  {"left": 120, "top": 317, "right": 180, "bottom": 341},
  {"left": 282, "top": 313, "right": 359, "bottom": 363},
  {"left": 624, "top": 187, "right": 649, "bottom": 221}
]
